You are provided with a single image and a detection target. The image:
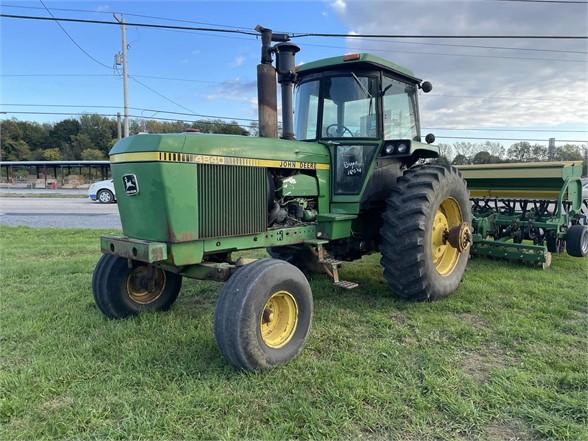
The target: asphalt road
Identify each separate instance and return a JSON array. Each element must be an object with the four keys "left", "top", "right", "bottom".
[{"left": 0, "top": 197, "right": 122, "bottom": 229}]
